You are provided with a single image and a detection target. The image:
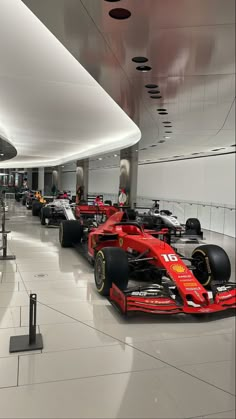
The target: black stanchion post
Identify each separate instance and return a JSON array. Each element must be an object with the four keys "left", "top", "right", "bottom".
[
  {"left": 9, "top": 293, "right": 43, "bottom": 353},
  {"left": 29, "top": 294, "right": 37, "bottom": 345}
]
